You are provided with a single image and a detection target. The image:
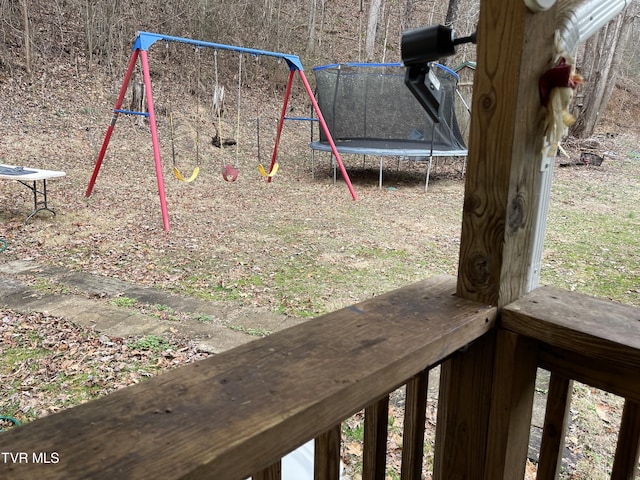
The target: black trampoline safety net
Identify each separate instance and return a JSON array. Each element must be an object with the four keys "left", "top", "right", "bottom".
[{"left": 311, "top": 62, "right": 467, "bottom": 157}]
